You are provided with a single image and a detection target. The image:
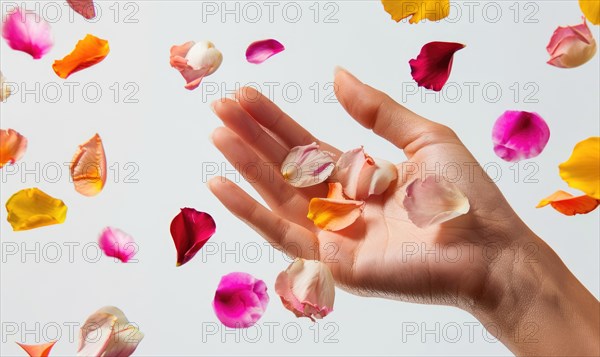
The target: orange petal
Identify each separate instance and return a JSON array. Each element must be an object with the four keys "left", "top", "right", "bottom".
[
  {"left": 536, "top": 190, "right": 599, "bottom": 216},
  {"left": 5, "top": 188, "right": 67, "bottom": 231},
  {"left": 70, "top": 133, "right": 107, "bottom": 196},
  {"left": 0, "top": 128, "right": 27, "bottom": 168},
  {"left": 308, "top": 183, "right": 365, "bottom": 231},
  {"left": 16, "top": 341, "right": 56, "bottom": 357},
  {"left": 52, "top": 34, "right": 109, "bottom": 79}
]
